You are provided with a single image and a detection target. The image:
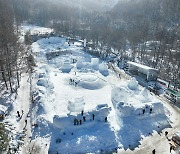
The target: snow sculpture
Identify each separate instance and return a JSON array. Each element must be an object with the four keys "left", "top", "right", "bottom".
[
  {"left": 68, "top": 97, "right": 85, "bottom": 112},
  {"left": 138, "top": 88, "right": 150, "bottom": 103},
  {"left": 84, "top": 38, "right": 86, "bottom": 48},
  {"left": 128, "top": 77, "right": 138, "bottom": 90},
  {"left": 99, "top": 63, "right": 109, "bottom": 76},
  {"left": 94, "top": 104, "right": 111, "bottom": 121},
  {"left": 91, "top": 58, "right": 99, "bottom": 69},
  {"left": 76, "top": 60, "right": 84, "bottom": 69}
]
